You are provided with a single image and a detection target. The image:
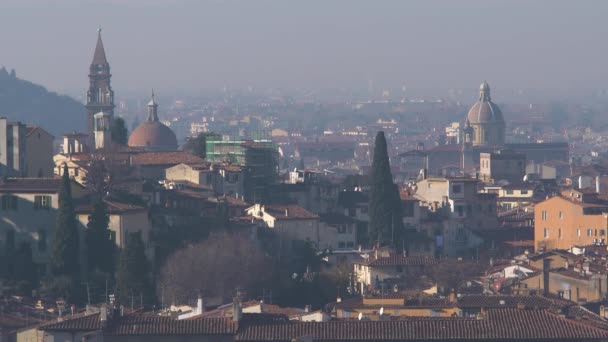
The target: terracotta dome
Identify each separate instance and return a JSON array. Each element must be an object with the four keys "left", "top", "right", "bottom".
[
  {"left": 466, "top": 81, "right": 504, "bottom": 124},
  {"left": 128, "top": 92, "right": 178, "bottom": 151},
  {"left": 128, "top": 121, "right": 177, "bottom": 151}
]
